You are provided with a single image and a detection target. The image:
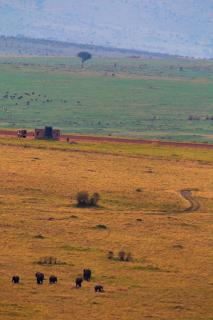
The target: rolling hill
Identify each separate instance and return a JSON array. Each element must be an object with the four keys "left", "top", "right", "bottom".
[{"left": 0, "top": 0, "right": 212, "bottom": 58}]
